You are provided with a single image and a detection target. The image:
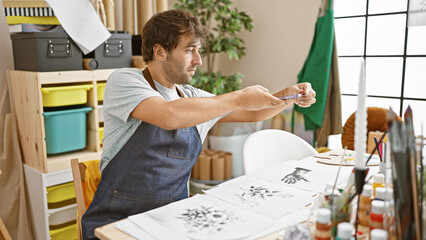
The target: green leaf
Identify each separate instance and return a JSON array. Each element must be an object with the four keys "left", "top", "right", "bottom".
[{"left": 173, "top": 0, "right": 252, "bottom": 93}]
